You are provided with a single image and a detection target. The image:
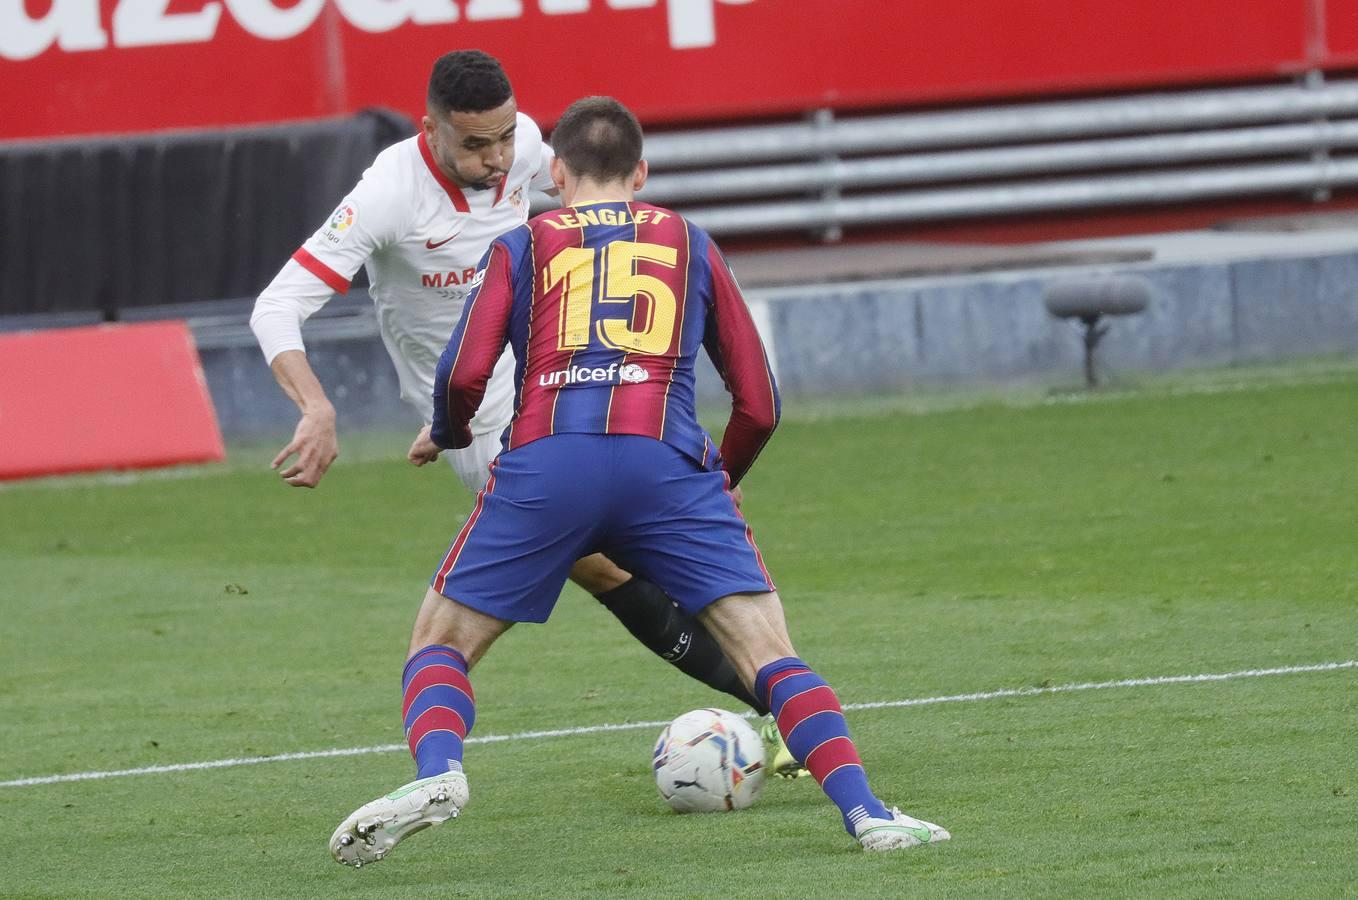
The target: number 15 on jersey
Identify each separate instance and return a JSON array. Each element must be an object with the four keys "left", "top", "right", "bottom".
[{"left": 545, "top": 240, "right": 680, "bottom": 356}]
